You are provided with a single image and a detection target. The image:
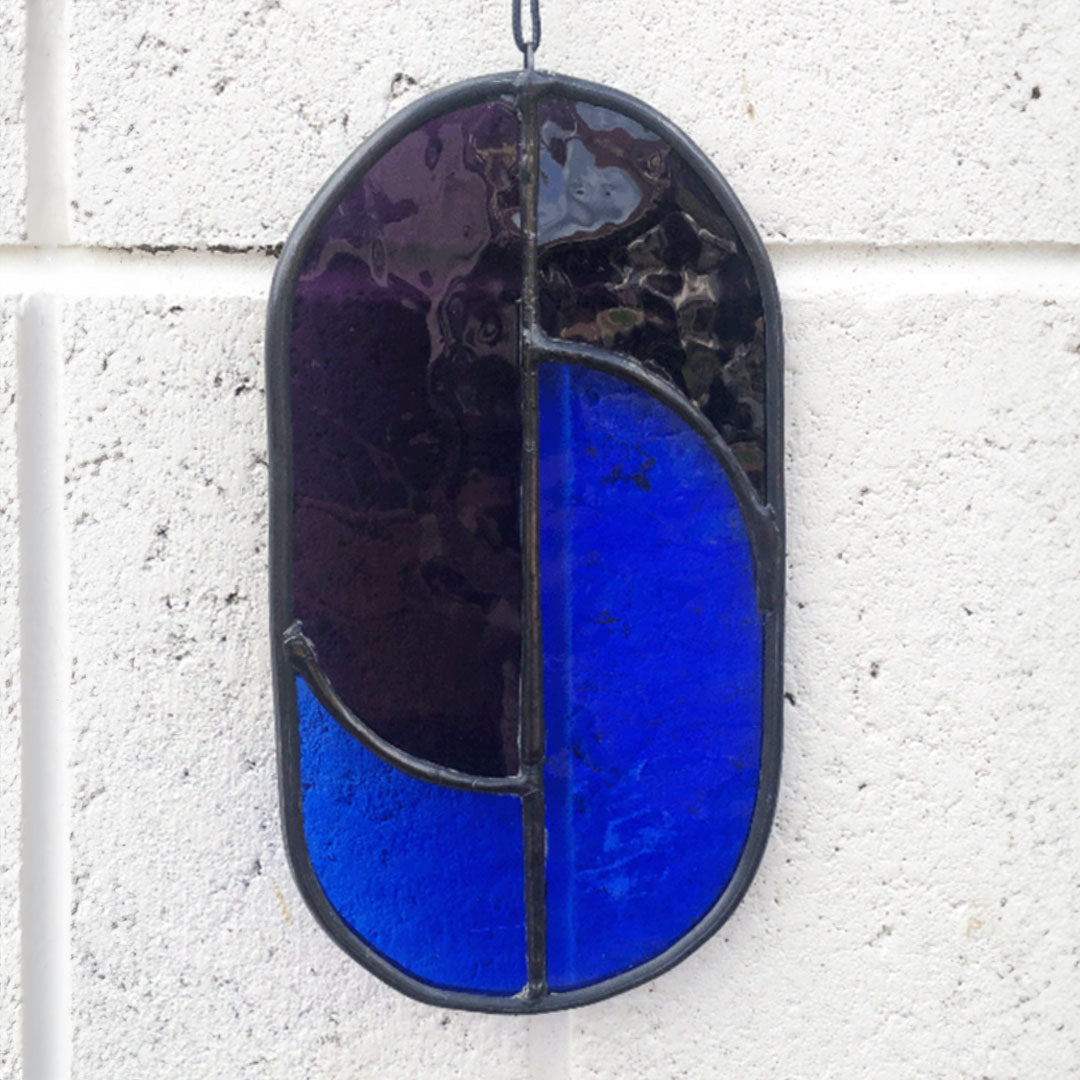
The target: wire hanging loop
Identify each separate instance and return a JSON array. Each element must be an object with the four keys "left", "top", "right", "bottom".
[{"left": 512, "top": 0, "right": 541, "bottom": 69}]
